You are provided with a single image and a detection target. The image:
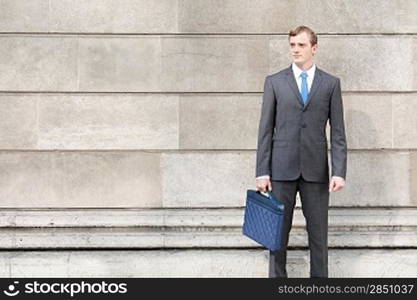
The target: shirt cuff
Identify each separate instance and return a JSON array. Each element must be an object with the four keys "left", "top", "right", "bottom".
[{"left": 256, "top": 175, "right": 270, "bottom": 180}]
